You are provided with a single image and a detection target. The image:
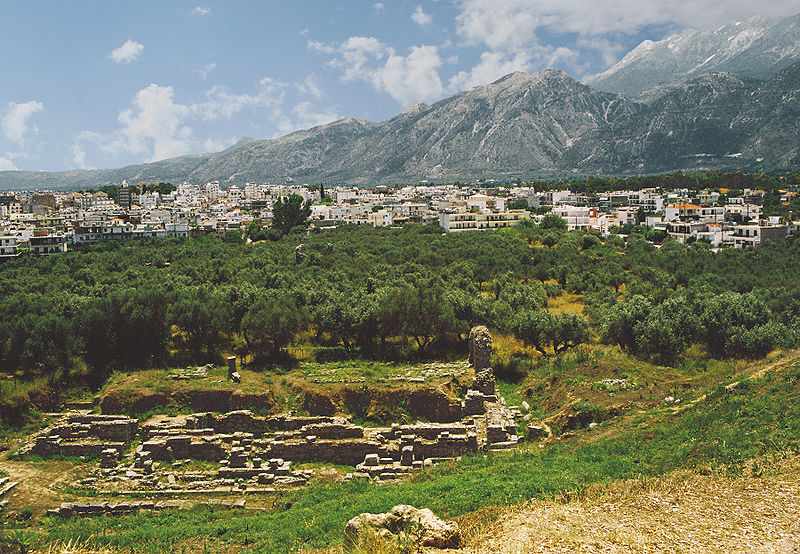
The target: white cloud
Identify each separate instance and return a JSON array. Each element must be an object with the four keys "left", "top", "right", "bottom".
[
  {"left": 411, "top": 5, "right": 433, "bottom": 26},
  {"left": 448, "top": 51, "right": 532, "bottom": 91},
  {"left": 0, "top": 157, "right": 18, "bottom": 170},
  {"left": 72, "top": 75, "right": 342, "bottom": 166},
  {"left": 102, "top": 84, "right": 192, "bottom": 161},
  {"left": 456, "top": 0, "right": 800, "bottom": 41},
  {"left": 374, "top": 45, "right": 443, "bottom": 105},
  {"left": 109, "top": 40, "right": 144, "bottom": 64},
  {"left": 272, "top": 102, "right": 341, "bottom": 137},
  {"left": 296, "top": 74, "right": 323, "bottom": 99},
  {"left": 452, "top": 0, "right": 800, "bottom": 85},
  {"left": 203, "top": 137, "right": 237, "bottom": 152},
  {"left": 292, "top": 101, "right": 339, "bottom": 129},
  {"left": 2, "top": 100, "right": 44, "bottom": 143},
  {"left": 196, "top": 77, "right": 286, "bottom": 121},
  {"left": 71, "top": 143, "right": 89, "bottom": 169},
  {"left": 577, "top": 36, "right": 626, "bottom": 69},
  {"left": 313, "top": 36, "right": 445, "bottom": 106},
  {"left": 373, "top": 3, "right": 384, "bottom": 12},
  {"left": 307, "top": 39, "right": 336, "bottom": 55},
  {"left": 330, "top": 36, "right": 388, "bottom": 82},
  {"left": 194, "top": 62, "right": 217, "bottom": 80},
  {"left": 191, "top": 6, "right": 211, "bottom": 16}
]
